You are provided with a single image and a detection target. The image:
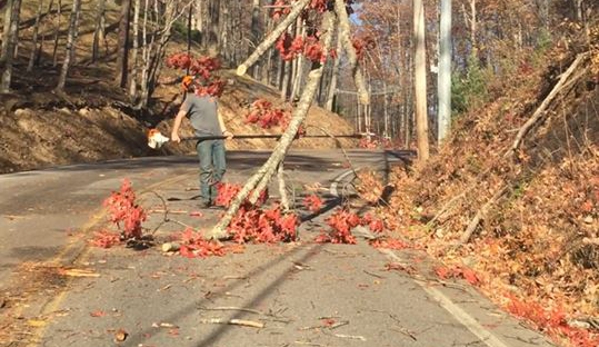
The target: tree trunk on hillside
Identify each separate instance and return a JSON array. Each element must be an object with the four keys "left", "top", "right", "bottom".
[
  {"left": 325, "top": 29, "right": 341, "bottom": 111},
  {"left": 208, "top": 10, "right": 335, "bottom": 240},
  {"left": 51, "top": 0, "right": 61, "bottom": 67},
  {"left": 437, "top": 0, "right": 452, "bottom": 143},
  {"left": 27, "top": 0, "right": 44, "bottom": 71},
  {"left": 250, "top": 0, "right": 261, "bottom": 78},
  {"left": 138, "top": 0, "right": 150, "bottom": 107},
  {"left": 414, "top": 0, "right": 429, "bottom": 160},
  {"left": 280, "top": 57, "right": 291, "bottom": 100},
  {"left": 55, "top": 0, "right": 81, "bottom": 92},
  {"left": 129, "top": 0, "right": 141, "bottom": 101},
  {"left": 0, "top": 0, "right": 20, "bottom": 93},
  {"left": 91, "top": 0, "right": 106, "bottom": 63},
  {"left": 1, "top": 0, "right": 14, "bottom": 60},
  {"left": 290, "top": 18, "right": 305, "bottom": 102},
  {"left": 115, "top": 0, "right": 132, "bottom": 88}
]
